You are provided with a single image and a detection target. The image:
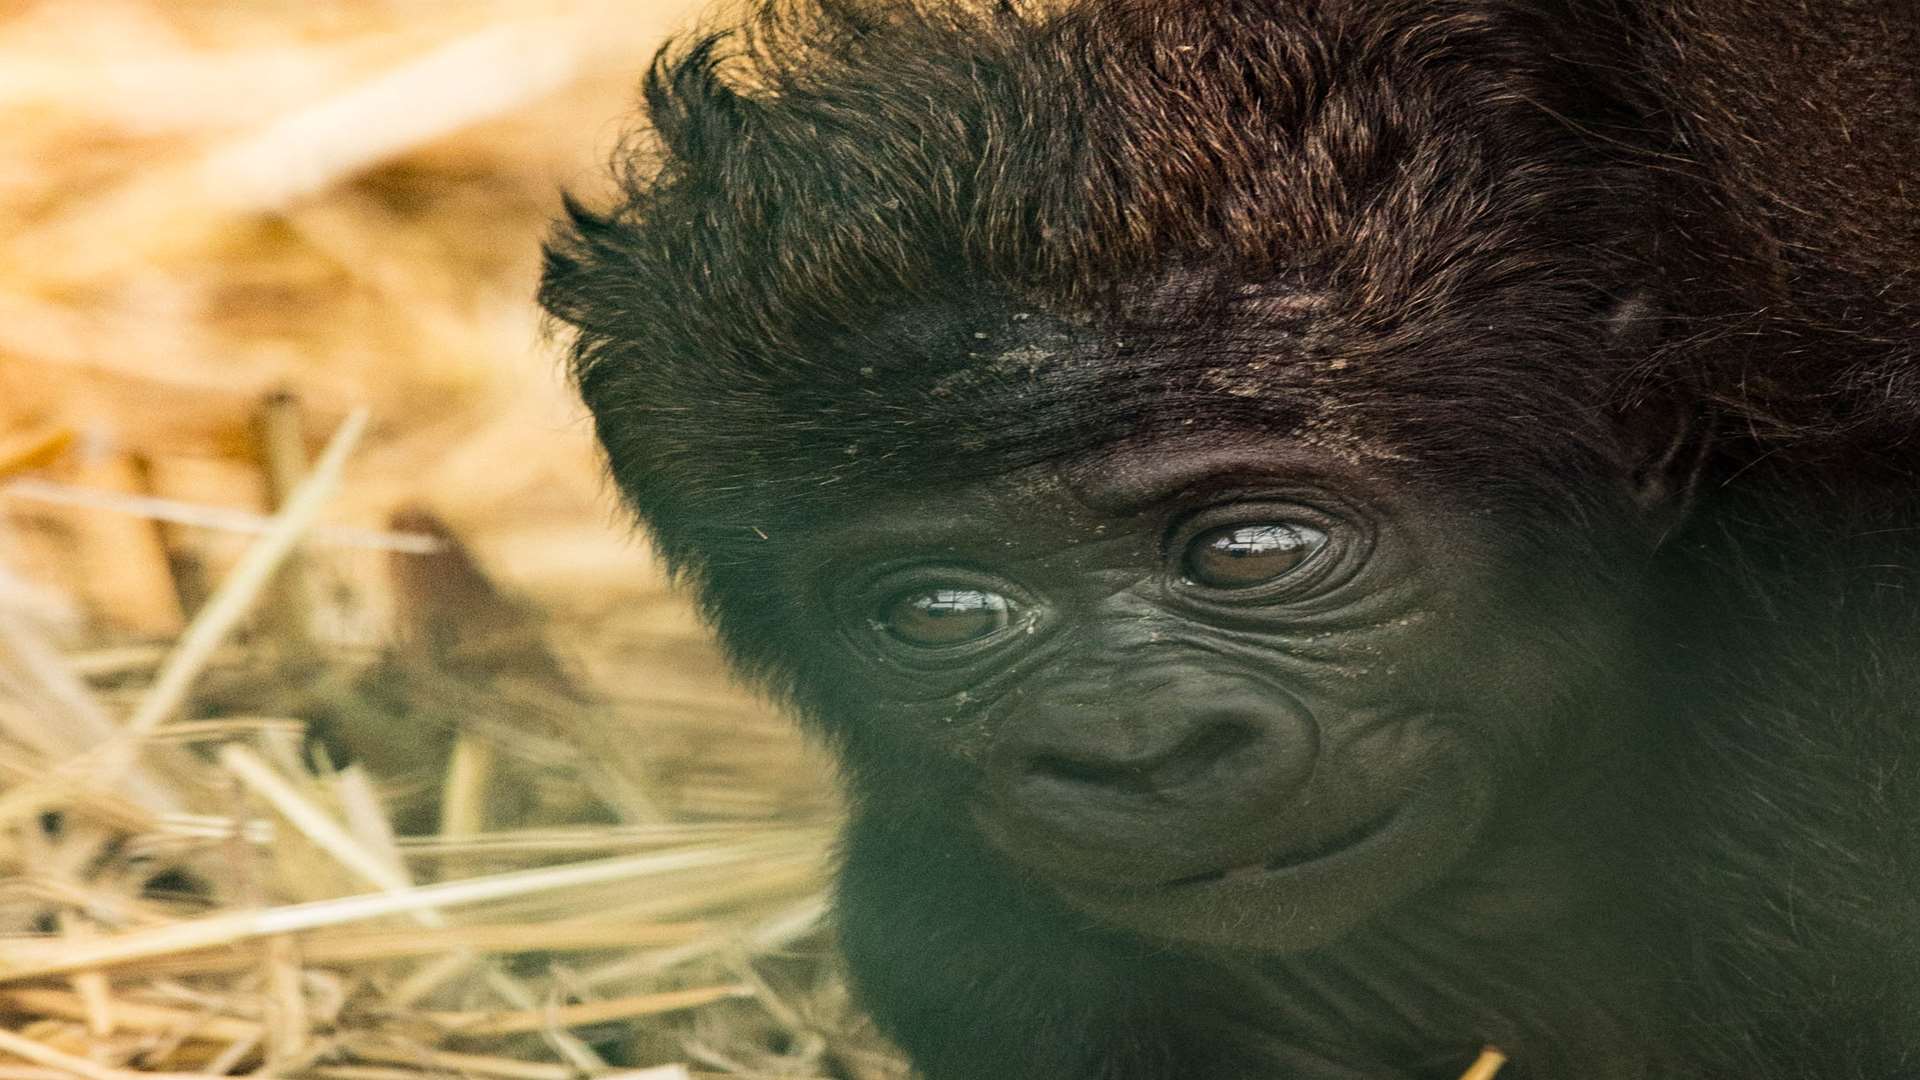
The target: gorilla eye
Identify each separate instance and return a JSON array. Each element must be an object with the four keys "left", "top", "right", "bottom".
[
  {"left": 1183, "top": 523, "right": 1327, "bottom": 588},
  {"left": 882, "top": 588, "right": 1015, "bottom": 648}
]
